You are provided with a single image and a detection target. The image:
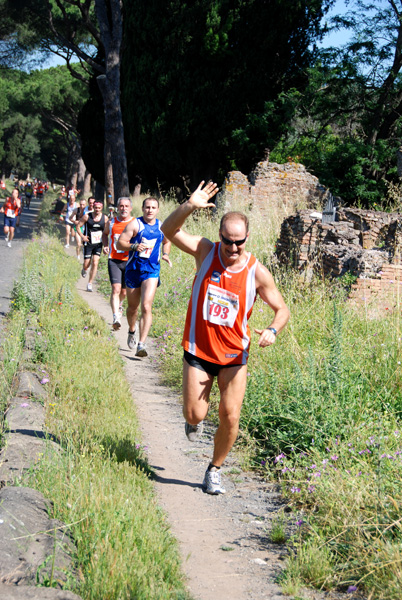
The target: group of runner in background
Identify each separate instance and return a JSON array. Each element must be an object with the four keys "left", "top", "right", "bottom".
[
  {"left": 58, "top": 191, "right": 171, "bottom": 359},
  {"left": 0, "top": 177, "right": 51, "bottom": 247}
]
